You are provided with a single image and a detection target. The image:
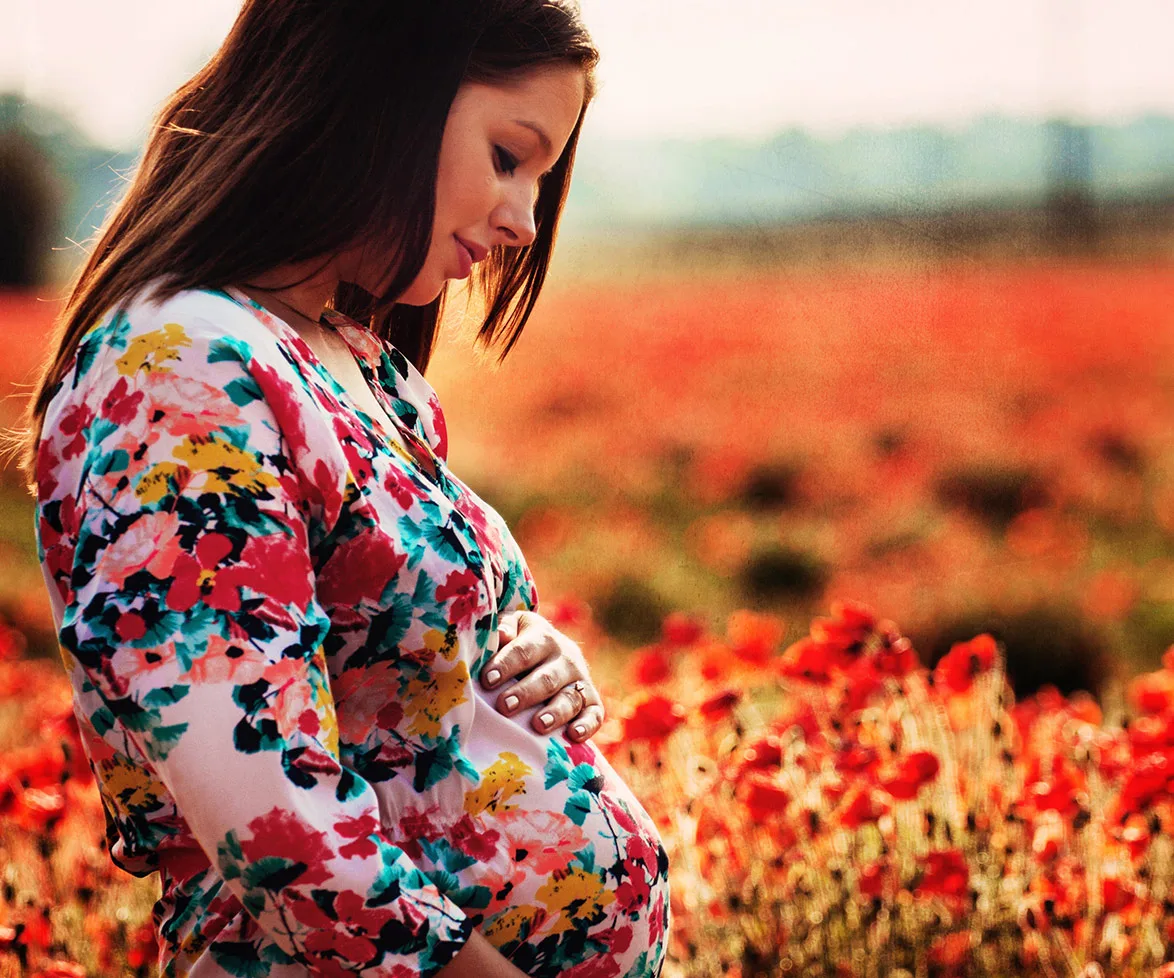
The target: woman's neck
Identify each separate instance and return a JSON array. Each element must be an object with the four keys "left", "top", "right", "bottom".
[{"left": 237, "top": 258, "right": 339, "bottom": 325}]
